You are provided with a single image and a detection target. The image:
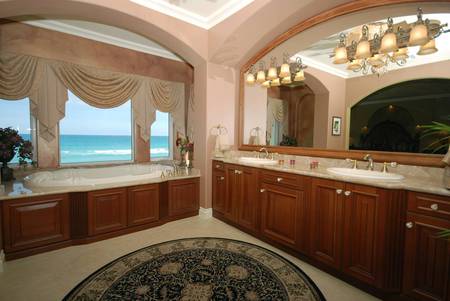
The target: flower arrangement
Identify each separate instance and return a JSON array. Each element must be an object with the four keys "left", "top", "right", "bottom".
[
  {"left": 175, "top": 135, "right": 194, "bottom": 167},
  {"left": 0, "top": 127, "right": 33, "bottom": 166}
]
